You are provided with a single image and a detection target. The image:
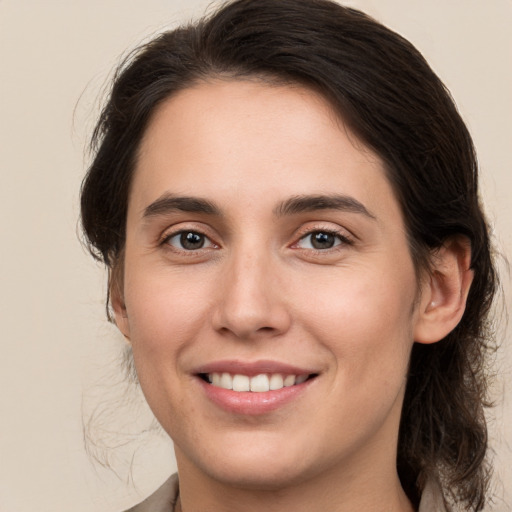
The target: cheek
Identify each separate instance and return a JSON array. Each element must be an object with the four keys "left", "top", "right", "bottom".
[
  {"left": 123, "top": 270, "right": 213, "bottom": 425},
  {"left": 297, "top": 262, "right": 417, "bottom": 377},
  {"left": 124, "top": 269, "right": 213, "bottom": 361}
]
